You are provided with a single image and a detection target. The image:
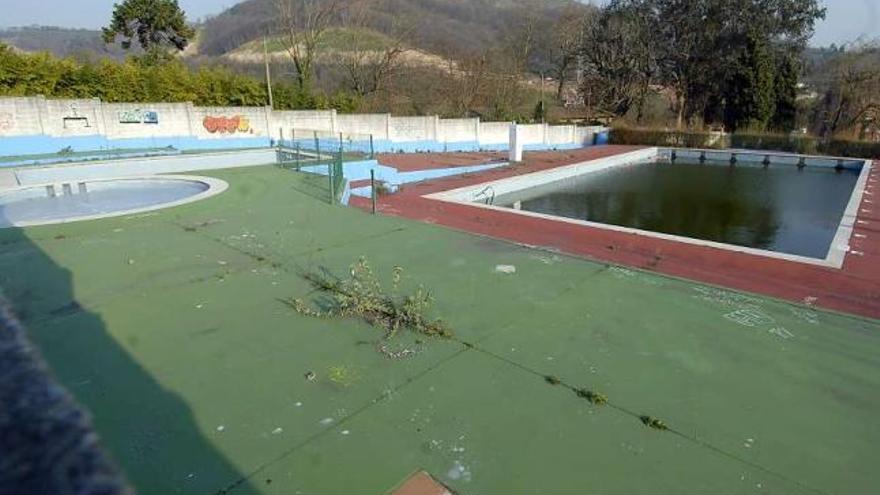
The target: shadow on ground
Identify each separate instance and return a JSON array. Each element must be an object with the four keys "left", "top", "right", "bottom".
[{"left": 0, "top": 220, "right": 259, "bottom": 495}]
